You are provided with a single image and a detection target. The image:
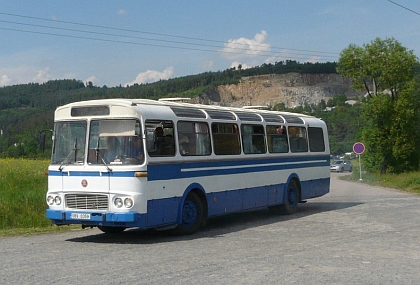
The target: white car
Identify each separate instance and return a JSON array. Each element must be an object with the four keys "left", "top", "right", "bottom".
[{"left": 330, "top": 160, "right": 353, "bottom": 172}]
